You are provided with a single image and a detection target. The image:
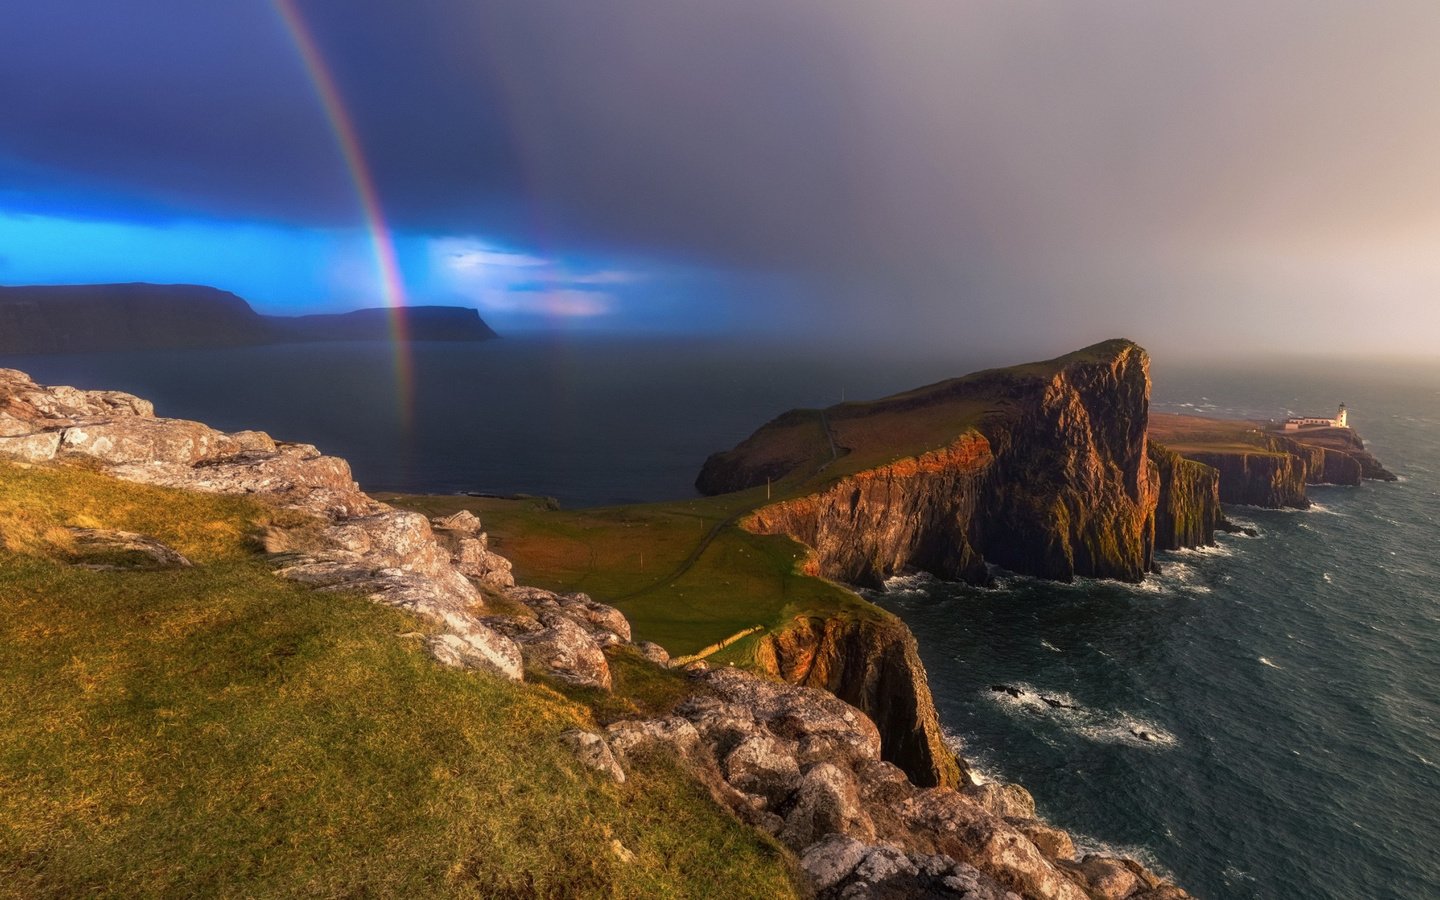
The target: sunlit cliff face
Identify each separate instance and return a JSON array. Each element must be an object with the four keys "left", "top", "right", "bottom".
[{"left": 3, "top": 1, "right": 1440, "bottom": 355}]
